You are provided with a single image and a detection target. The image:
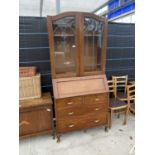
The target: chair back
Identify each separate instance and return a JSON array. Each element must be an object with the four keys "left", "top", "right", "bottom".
[
  {"left": 107, "top": 80, "right": 115, "bottom": 97},
  {"left": 112, "top": 75, "right": 128, "bottom": 97},
  {"left": 127, "top": 84, "right": 135, "bottom": 104},
  {"left": 128, "top": 81, "right": 135, "bottom": 85}
]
